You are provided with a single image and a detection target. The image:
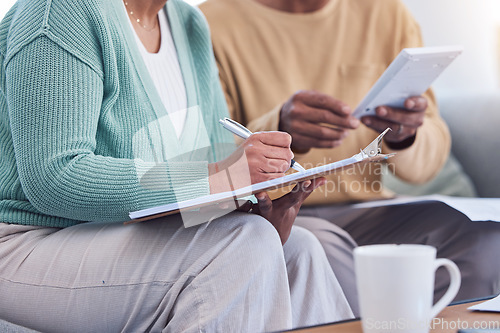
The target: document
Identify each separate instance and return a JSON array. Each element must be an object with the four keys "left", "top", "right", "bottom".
[
  {"left": 127, "top": 128, "right": 393, "bottom": 225},
  {"left": 352, "top": 195, "right": 500, "bottom": 222},
  {"left": 468, "top": 294, "right": 500, "bottom": 312},
  {"left": 353, "top": 45, "right": 463, "bottom": 118},
  {"left": 128, "top": 154, "right": 391, "bottom": 223}
]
